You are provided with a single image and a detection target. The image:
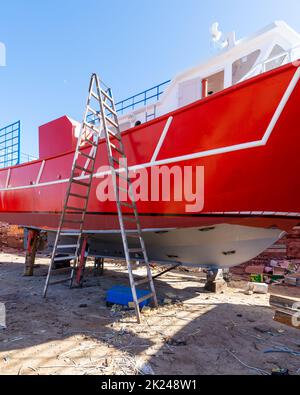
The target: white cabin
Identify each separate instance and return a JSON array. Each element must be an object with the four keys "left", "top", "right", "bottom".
[{"left": 117, "top": 21, "right": 300, "bottom": 131}]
